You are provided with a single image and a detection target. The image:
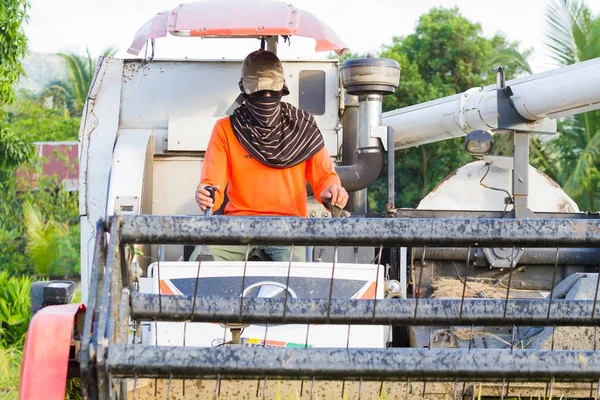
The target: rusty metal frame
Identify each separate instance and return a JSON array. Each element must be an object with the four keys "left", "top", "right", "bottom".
[
  {"left": 107, "top": 345, "right": 600, "bottom": 382},
  {"left": 82, "top": 214, "right": 600, "bottom": 398},
  {"left": 129, "top": 294, "right": 600, "bottom": 326},
  {"left": 393, "top": 209, "right": 599, "bottom": 219},
  {"left": 80, "top": 221, "right": 106, "bottom": 400},
  {"left": 119, "top": 214, "right": 600, "bottom": 247}
]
